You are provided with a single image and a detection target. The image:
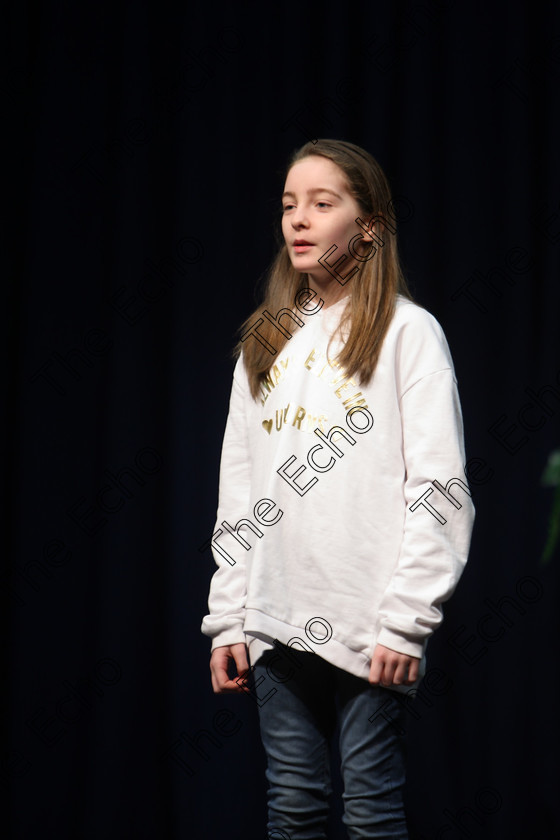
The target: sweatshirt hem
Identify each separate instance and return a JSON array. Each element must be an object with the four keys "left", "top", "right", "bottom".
[{"left": 244, "top": 609, "right": 426, "bottom": 693}]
